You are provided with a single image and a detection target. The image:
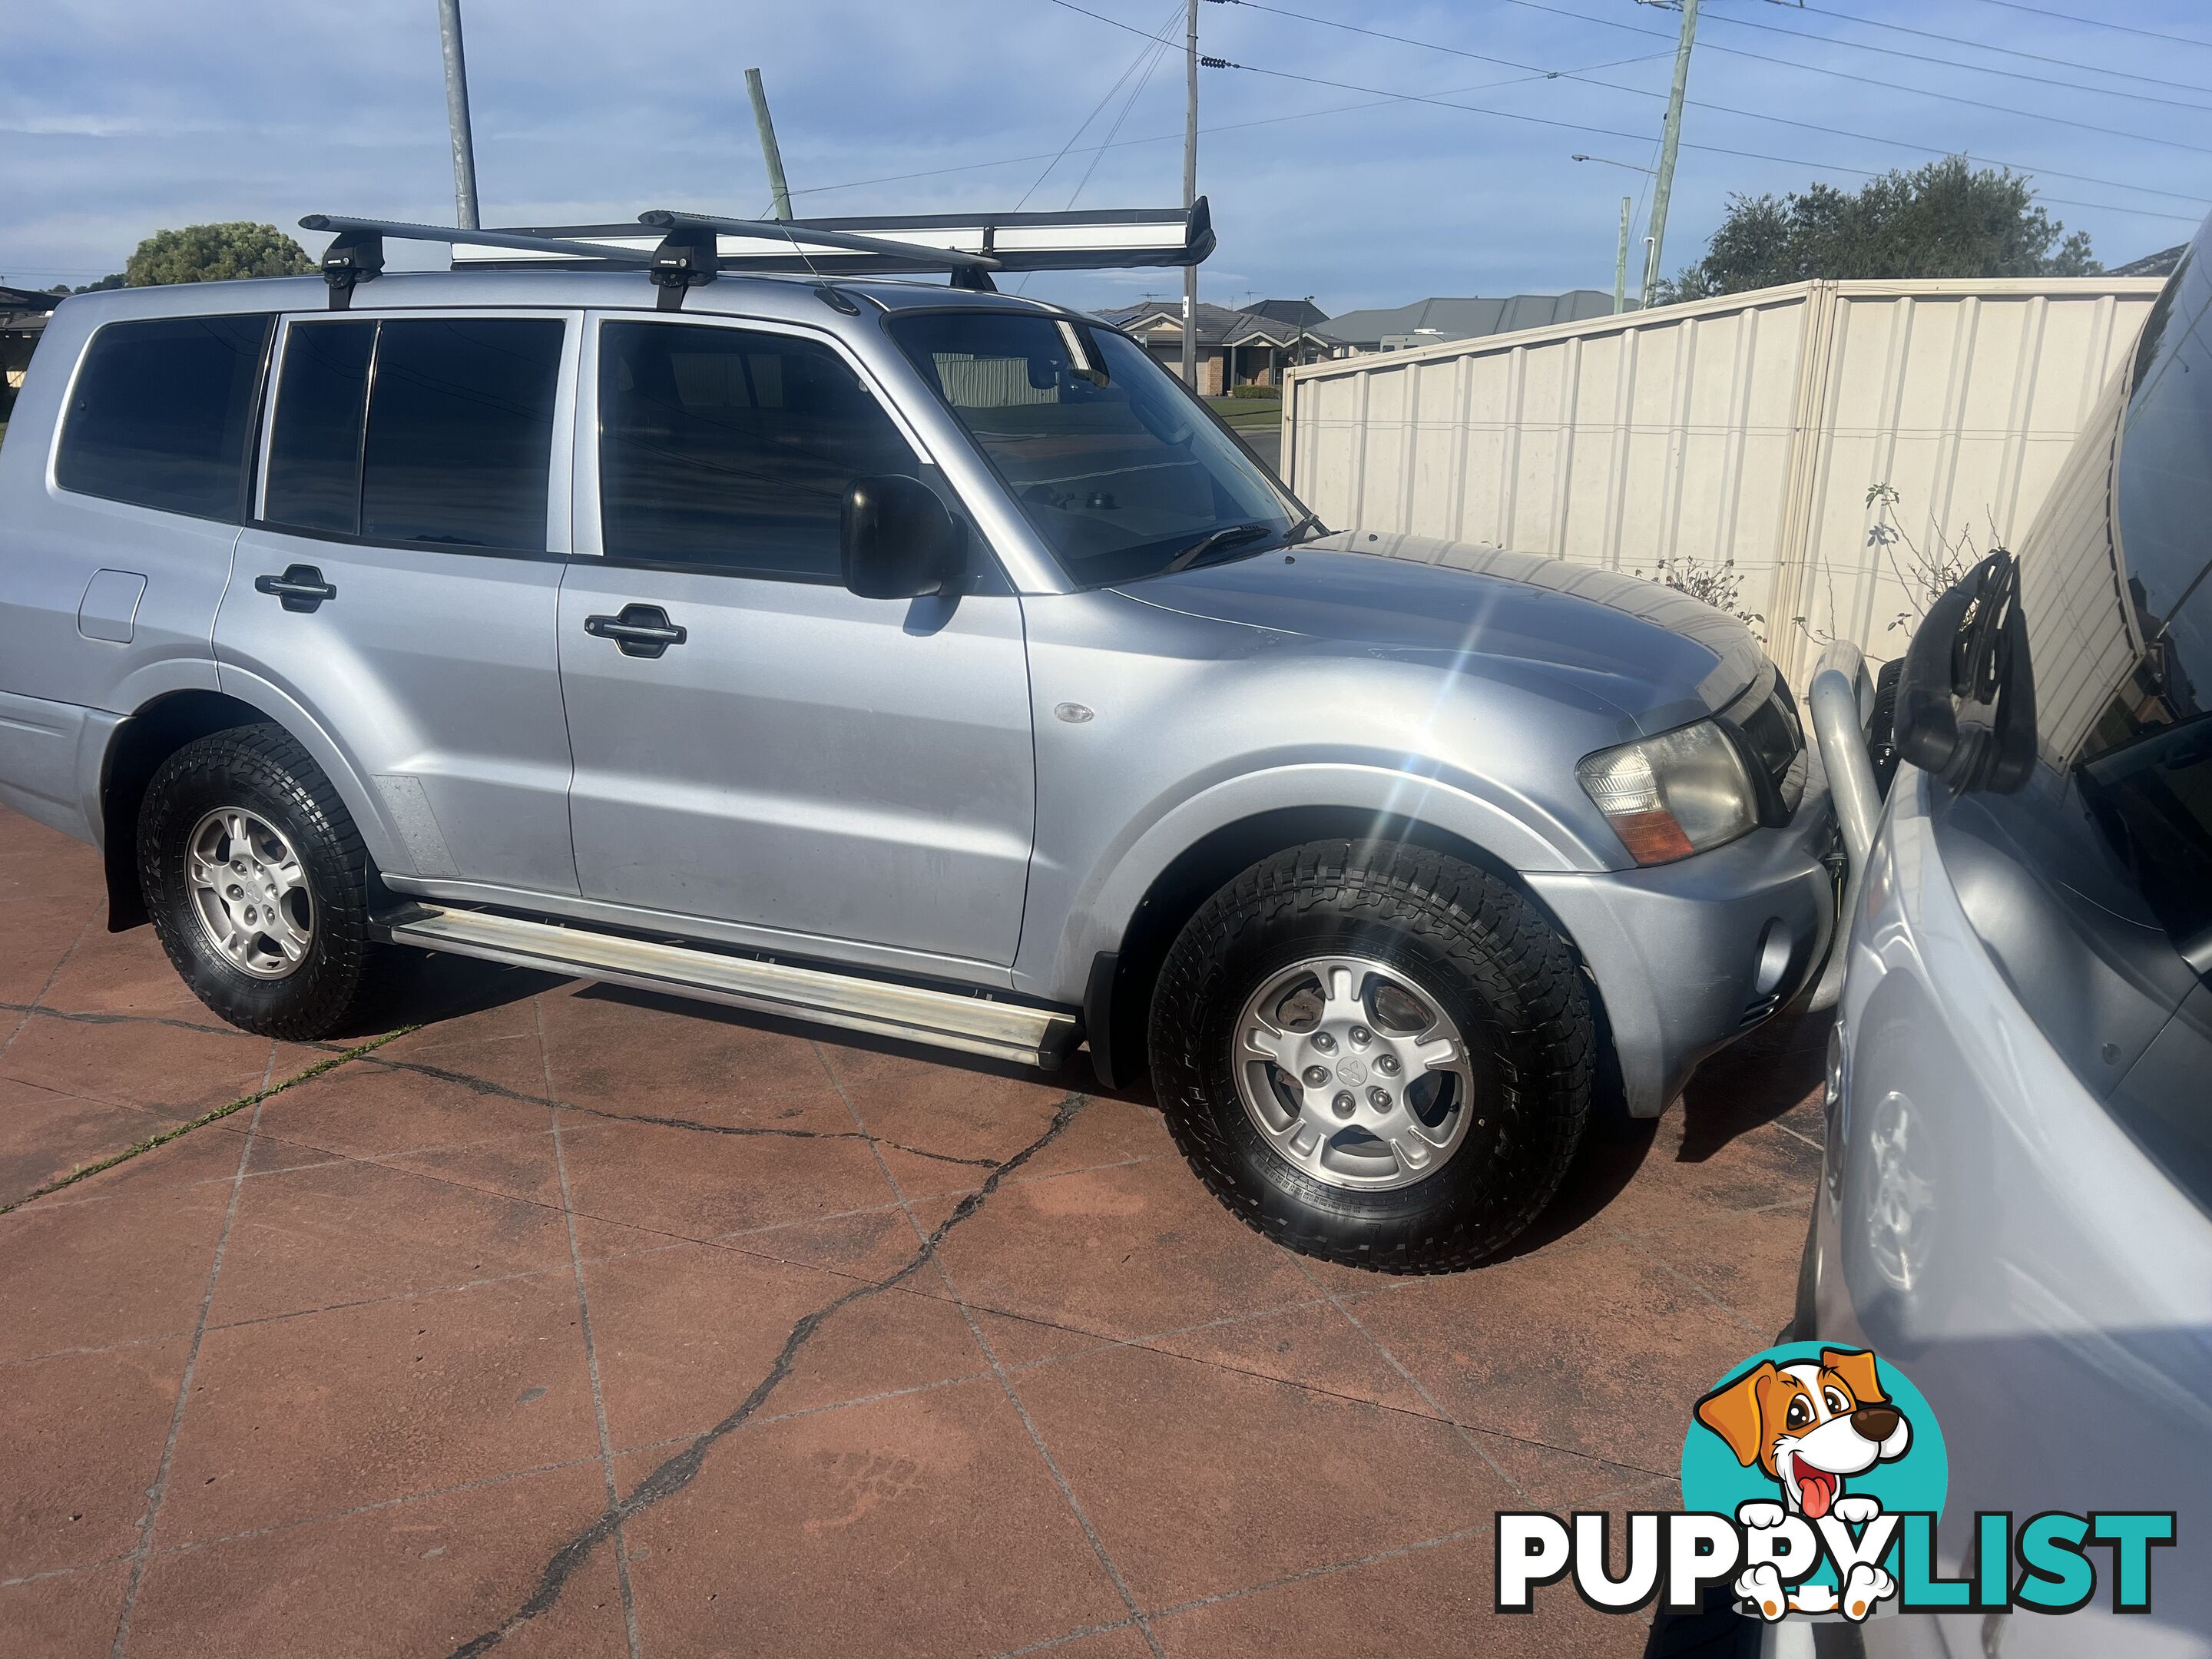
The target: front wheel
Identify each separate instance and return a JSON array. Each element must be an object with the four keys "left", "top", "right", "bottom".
[{"left": 1148, "top": 840, "right": 1593, "bottom": 1274}]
